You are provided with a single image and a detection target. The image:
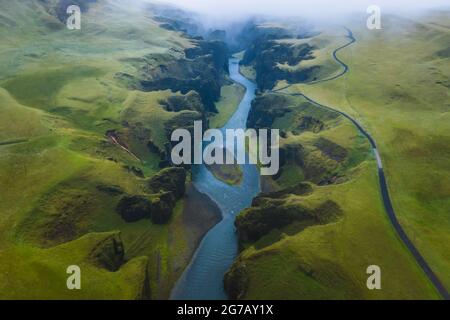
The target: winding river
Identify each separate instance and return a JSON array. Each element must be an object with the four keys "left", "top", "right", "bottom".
[
  {"left": 170, "top": 58, "right": 261, "bottom": 300},
  {"left": 172, "top": 29, "right": 449, "bottom": 300}
]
